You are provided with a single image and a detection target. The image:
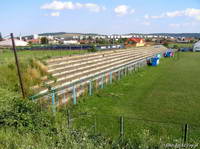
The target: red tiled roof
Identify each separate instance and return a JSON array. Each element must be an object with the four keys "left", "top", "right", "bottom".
[
  {"left": 128, "top": 38, "right": 144, "bottom": 43},
  {"left": 26, "top": 39, "right": 40, "bottom": 43}
]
